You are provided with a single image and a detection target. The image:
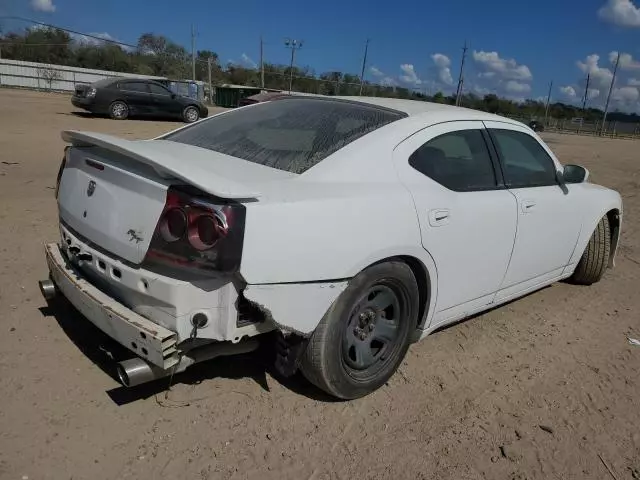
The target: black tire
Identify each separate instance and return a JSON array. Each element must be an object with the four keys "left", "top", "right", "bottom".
[
  {"left": 301, "top": 261, "right": 419, "bottom": 399},
  {"left": 183, "top": 105, "right": 200, "bottom": 123},
  {"left": 571, "top": 216, "right": 611, "bottom": 285},
  {"left": 109, "top": 101, "right": 129, "bottom": 120}
]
